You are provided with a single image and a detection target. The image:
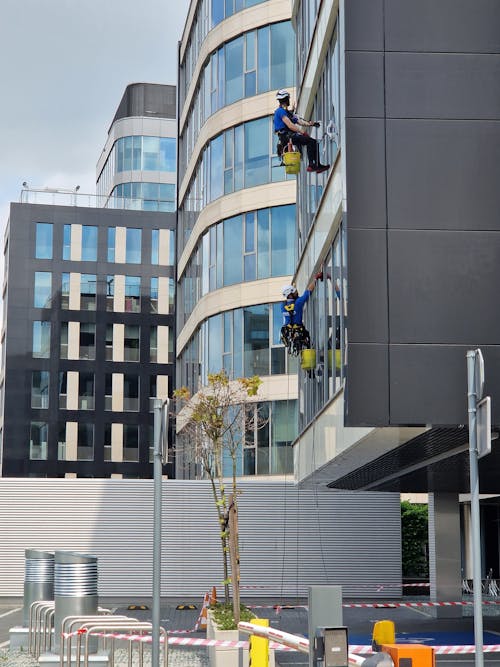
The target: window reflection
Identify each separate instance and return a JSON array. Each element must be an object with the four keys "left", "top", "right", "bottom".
[
  {"left": 34, "top": 272, "right": 52, "bottom": 308},
  {"left": 35, "top": 223, "right": 53, "bottom": 259},
  {"left": 300, "top": 222, "right": 347, "bottom": 429},
  {"left": 180, "top": 205, "right": 295, "bottom": 326}
]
